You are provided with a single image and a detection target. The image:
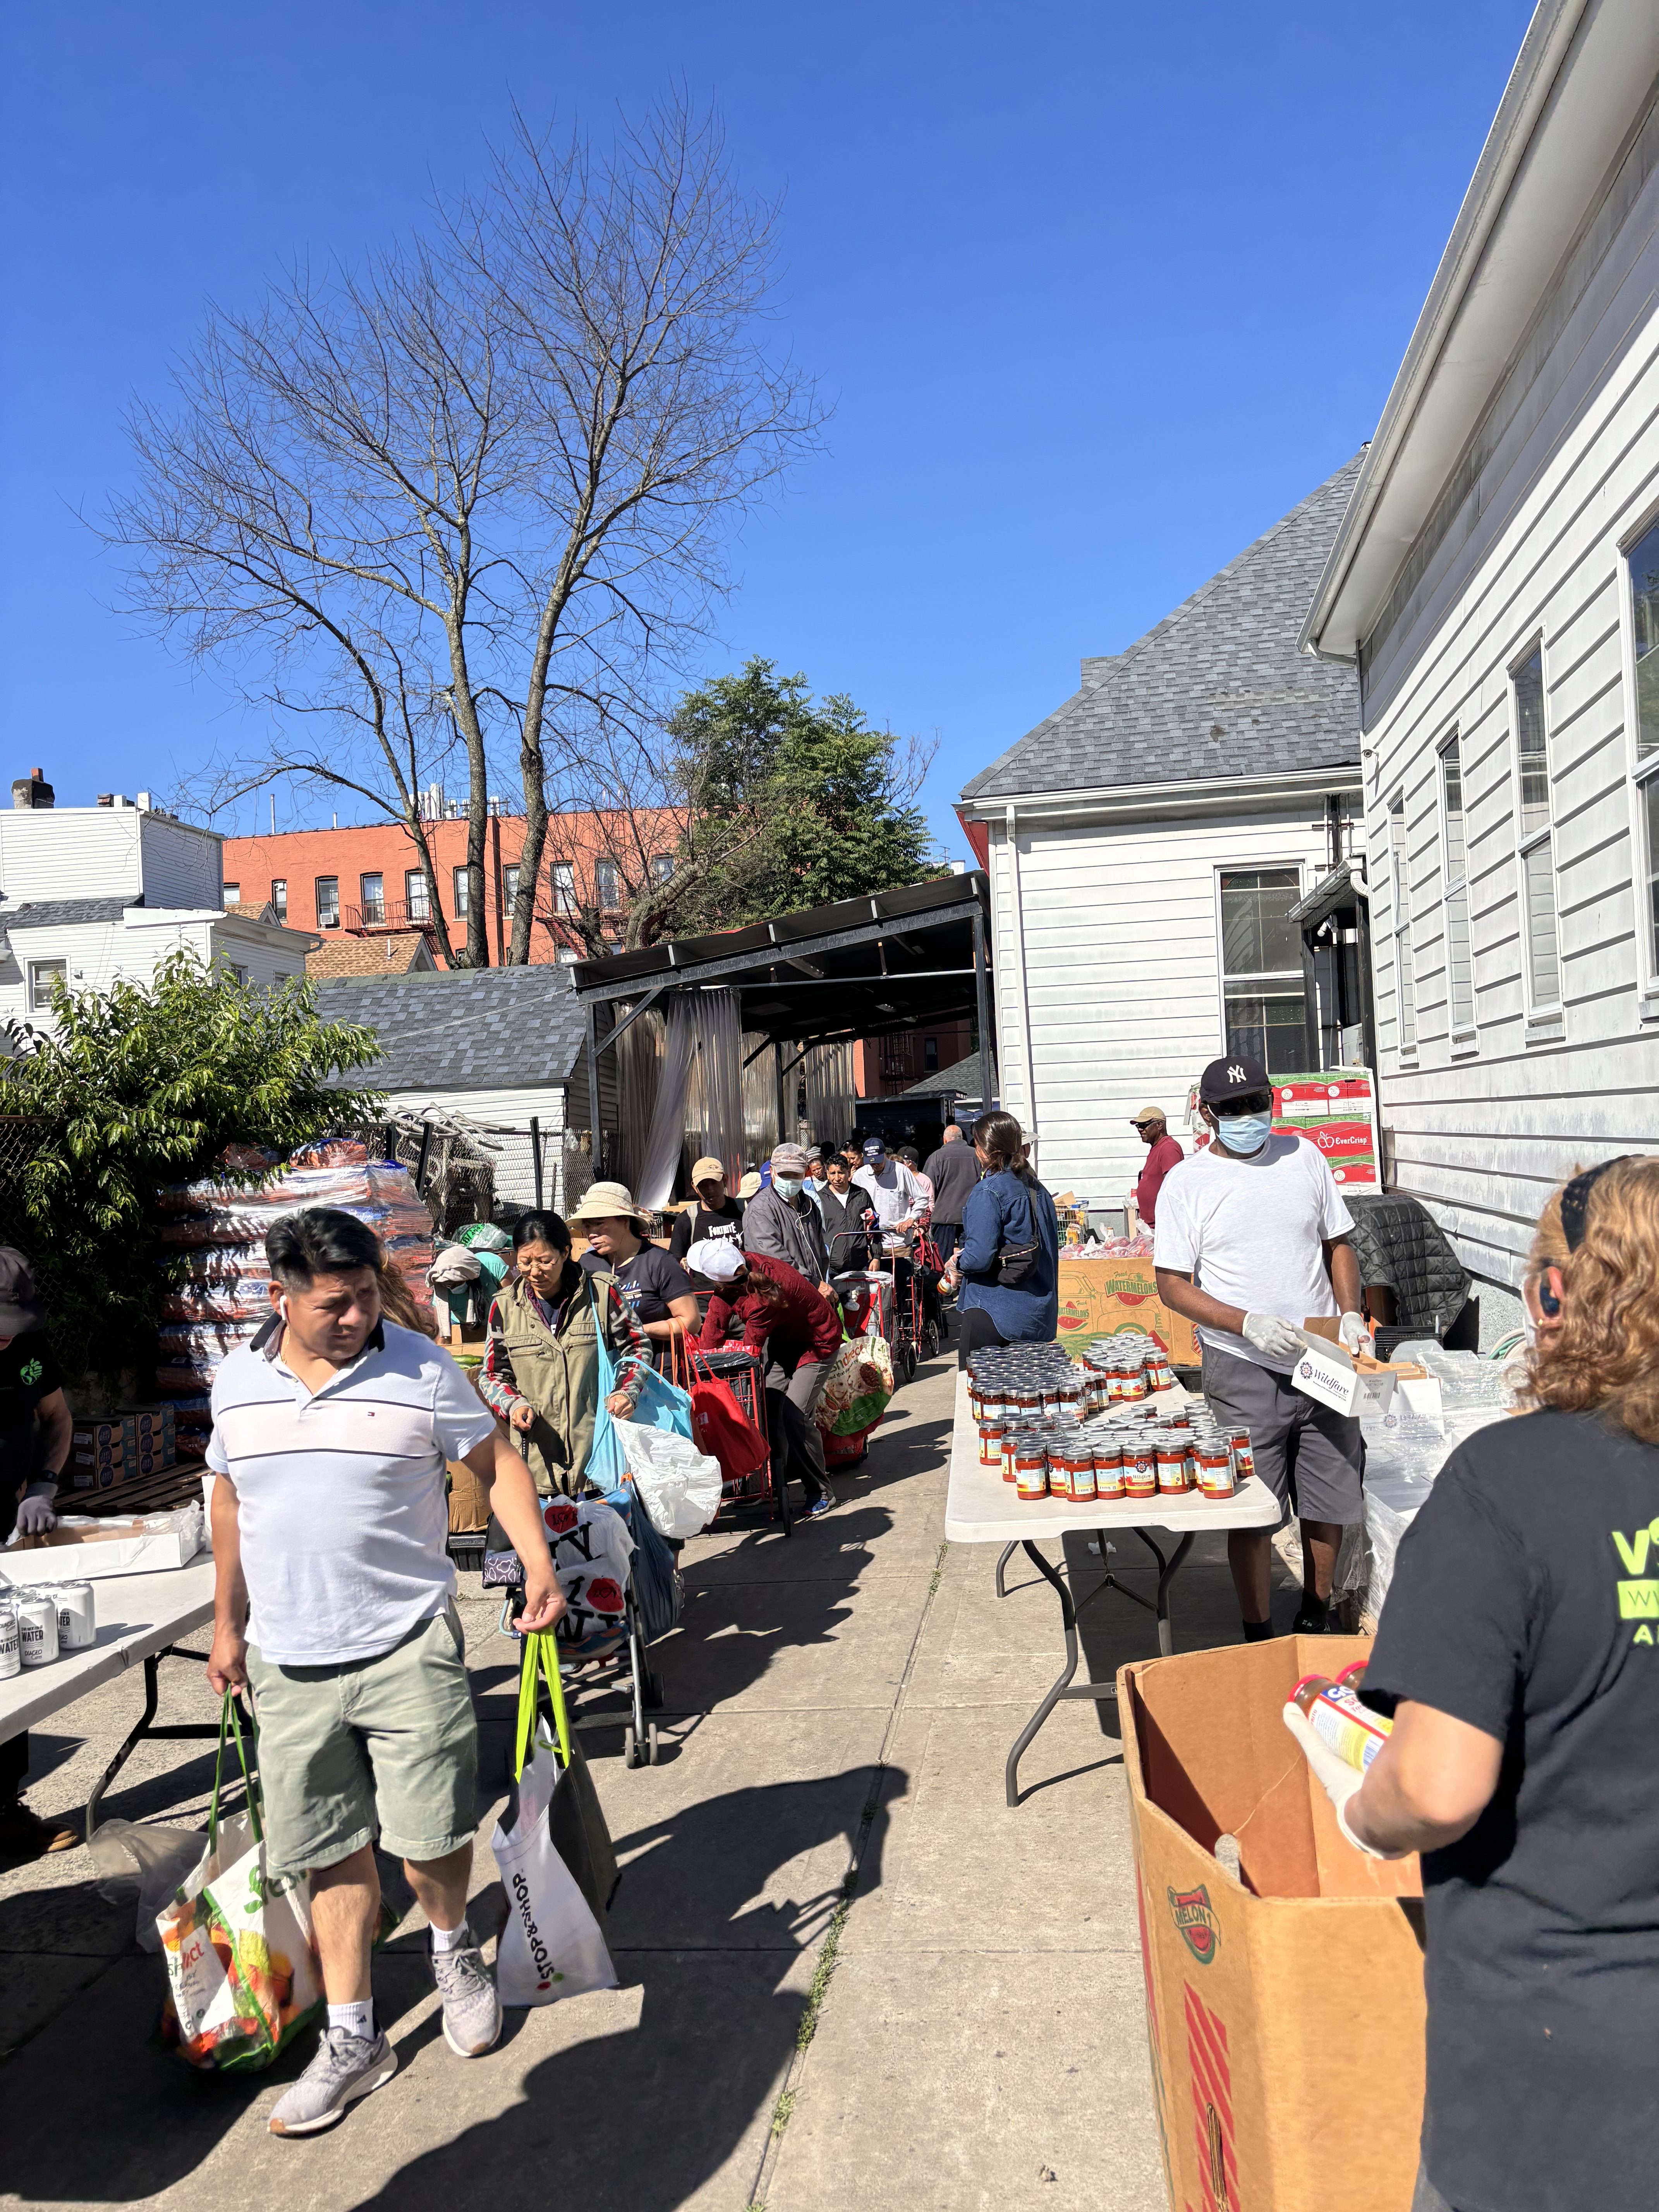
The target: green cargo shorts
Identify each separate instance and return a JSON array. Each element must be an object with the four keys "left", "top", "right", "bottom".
[{"left": 245, "top": 1605, "right": 478, "bottom": 1877}]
